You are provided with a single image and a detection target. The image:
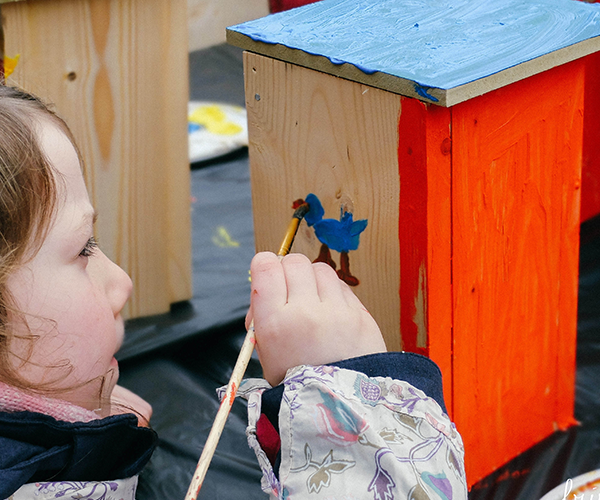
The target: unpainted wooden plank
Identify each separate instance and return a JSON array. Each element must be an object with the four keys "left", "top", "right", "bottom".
[
  {"left": 245, "top": 52, "right": 402, "bottom": 351},
  {"left": 3, "top": 0, "right": 192, "bottom": 318}
]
